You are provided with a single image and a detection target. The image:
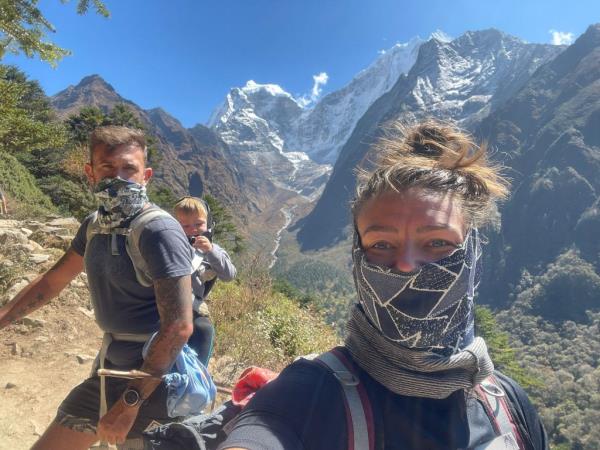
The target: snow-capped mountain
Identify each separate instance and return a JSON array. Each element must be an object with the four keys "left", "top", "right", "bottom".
[
  {"left": 404, "top": 29, "right": 561, "bottom": 125},
  {"left": 289, "top": 36, "right": 424, "bottom": 164},
  {"left": 207, "top": 37, "right": 424, "bottom": 197}
]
